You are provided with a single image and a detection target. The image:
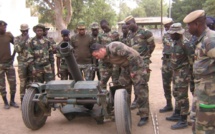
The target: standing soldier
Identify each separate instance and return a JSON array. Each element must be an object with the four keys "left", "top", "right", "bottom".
[
  {"left": 0, "top": 20, "right": 19, "bottom": 109},
  {"left": 70, "top": 21, "right": 94, "bottom": 80},
  {"left": 159, "top": 18, "right": 174, "bottom": 113},
  {"left": 184, "top": 10, "right": 215, "bottom": 134},
  {"left": 56, "top": 29, "right": 72, "bottom": 80},
  {"left": 14, "top": 24, "right": 31, "bottom": 103},
  {"left": 166, "top": 23, "right": 194, "bottom": 129},
  {"left": 90, "top": 42, "right": 149, "bottom": 126},
  {"left": 120, "top": 24, "right": 130, "bottom": 46},
  {"left": 26, "top": 24, "right": 54, "bottom": 83},
  {"left": 124, "top": 15, "right": 155, "bottom": 109}
]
